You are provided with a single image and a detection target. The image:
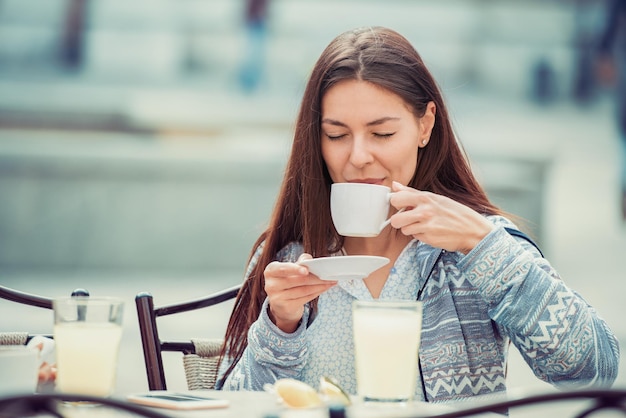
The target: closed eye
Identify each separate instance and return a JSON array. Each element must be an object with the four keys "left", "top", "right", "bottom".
[
  {"left": 325, "top": 133, "right": 347, "bottom": 140},
  {"left": 374, "top": 132, "right": 395, "bottom": 139}
]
